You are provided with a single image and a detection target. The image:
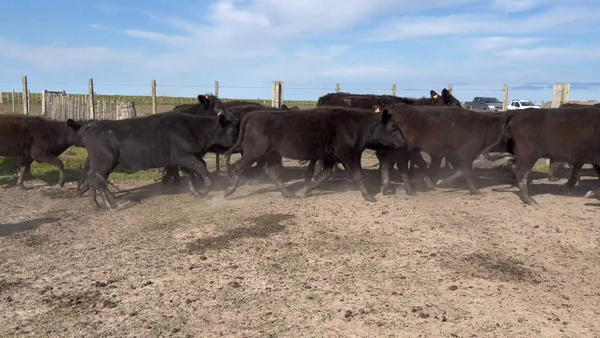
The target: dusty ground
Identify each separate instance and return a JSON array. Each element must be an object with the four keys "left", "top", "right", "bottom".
[{"left": 1, "top": 154, "right": 600, "bottom": 337}]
